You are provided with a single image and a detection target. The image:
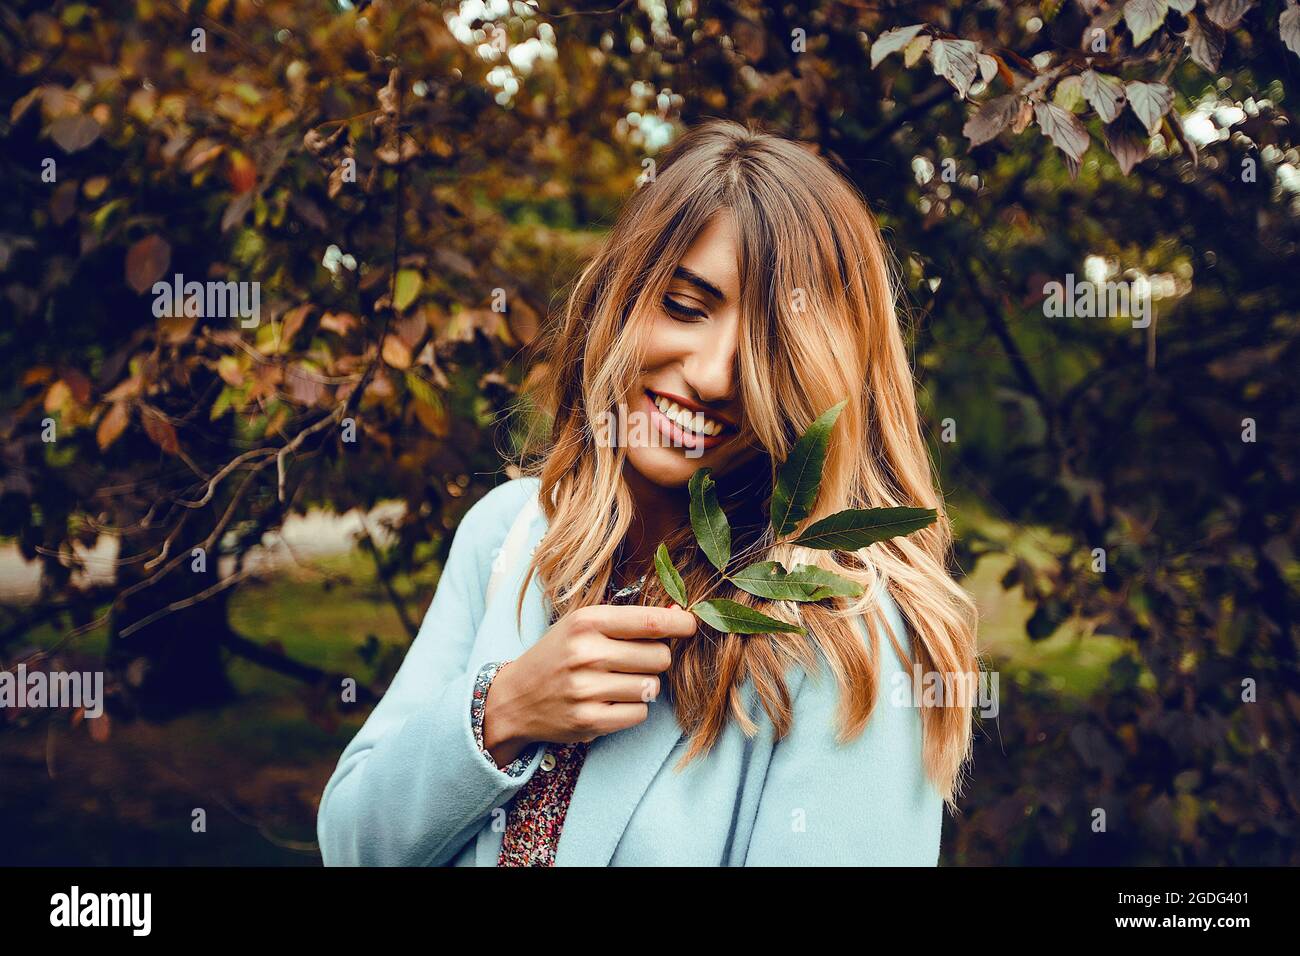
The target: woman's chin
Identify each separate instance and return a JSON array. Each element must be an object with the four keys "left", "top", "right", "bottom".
[{"left": 624, "top": 444, "right": 724, "bottom": 486}]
